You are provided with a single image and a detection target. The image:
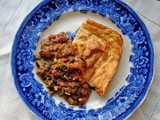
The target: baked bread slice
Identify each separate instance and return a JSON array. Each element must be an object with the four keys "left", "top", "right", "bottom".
[{"left": 73, "top": 19, "right": 123, "bottom": 96}]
